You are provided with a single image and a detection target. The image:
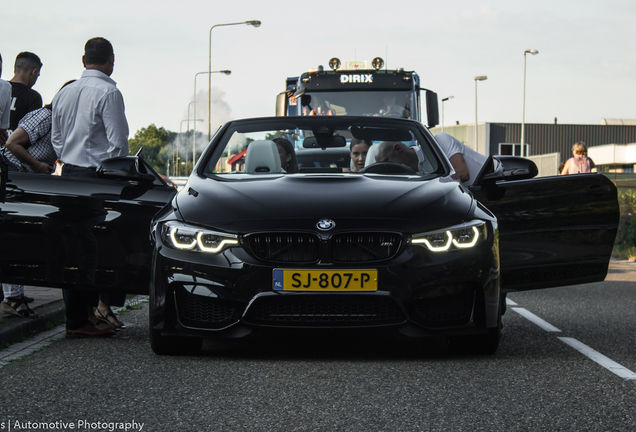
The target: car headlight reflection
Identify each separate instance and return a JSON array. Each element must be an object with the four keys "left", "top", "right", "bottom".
[
  {"left": 162, "top": 222, "right": 238, "bottom": 253},
  {"left": 411, "top": 221, "right": 486, "bottom": 252}
]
